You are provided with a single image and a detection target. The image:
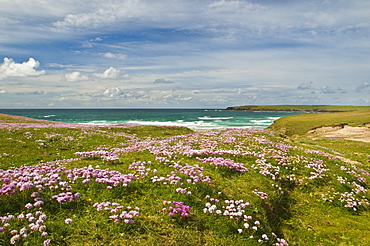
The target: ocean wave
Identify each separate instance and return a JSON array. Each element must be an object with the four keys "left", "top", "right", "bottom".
[
  {"left": 126, "top": 120, "right": 219, "bottom": 129},
  {"left": 198, "top": 116, "right": 234, "bottom": 120},
  {"left": 250, "top": 119, "right": 274, "bottom": 125}
]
